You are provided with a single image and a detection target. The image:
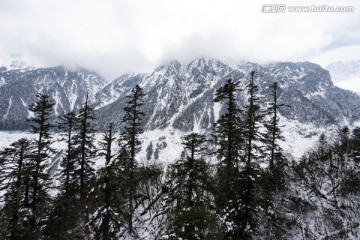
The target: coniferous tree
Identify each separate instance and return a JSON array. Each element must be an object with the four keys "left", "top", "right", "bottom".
[
  {"left": 74, "top": 93, "right": 97, "bottom": 202},
  {"left": 262, "top": 82, "right": 288, "bottom": 239},
  {"left": 165, "top": 133, "right": 217, "bottom": 239},
  {"left": 335, "top": 126, "right": 350, "bottom": 165},
  {"left": 91, "top": 123, "right": 122, "bottom": 240},
  {"left": 71, "top": 93, "right": 97, "bottom": 236},
  {"left": 264, "top": 82, "right": 286, "bottom": 173},
  {"left": 212, "top": 79, "right": 242, "bottom": 205},
  {"left": 212, "top": 78, "right": 245, "bottom": 238},
  {"left": 236, "top": 71, "right": 264, "bottom": 238},
  {"left": 57, "top": 112, "right": 78, "bottom": 195},
  {"left": 27, "top": 93, "right": 54, "bottom": 238},
  {"left": 43, "top": 112, "right": 79, "bottom": 239},
  {"left": 262, "top": 82, "right": 287, "bottom": 203},
  {"left": 119, "top": 85, "right": 146, "bottom": 234},
  {"left": 350, "top": 127, "right": 360, "bottom": 162},
  {"left": 0, "top": 138, "right": 32, "bottom": 239}
]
